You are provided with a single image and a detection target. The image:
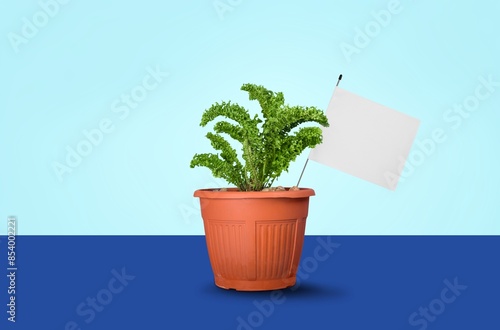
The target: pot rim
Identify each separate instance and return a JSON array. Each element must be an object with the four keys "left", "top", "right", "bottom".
[{"left": 193, "top": 187, "right": 315, "bottom": 199}]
